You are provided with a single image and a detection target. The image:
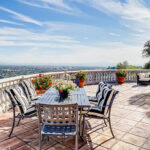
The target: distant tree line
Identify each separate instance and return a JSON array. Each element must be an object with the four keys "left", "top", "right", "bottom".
[{"left": 107, "top": 61, "right": 142, "bottom": 69}]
